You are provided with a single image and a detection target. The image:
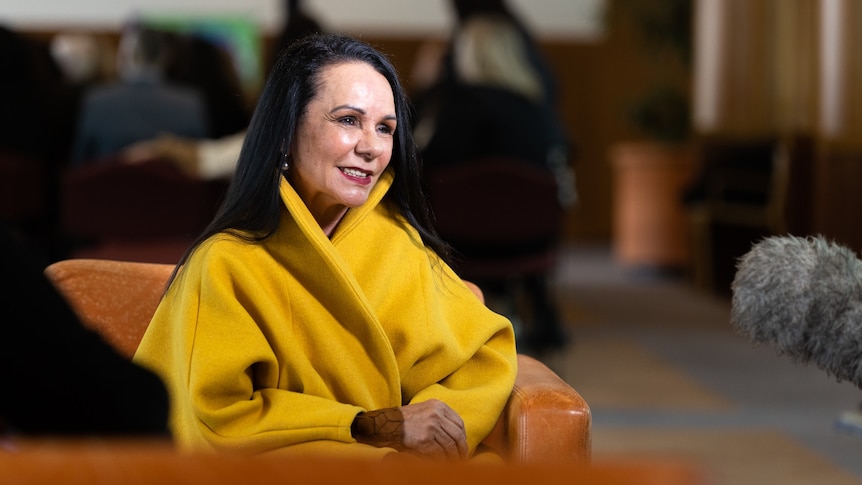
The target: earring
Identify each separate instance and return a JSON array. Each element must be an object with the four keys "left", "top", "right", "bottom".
[{"left": 281, "top": 153, "right": 290, "bottom": 172}]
